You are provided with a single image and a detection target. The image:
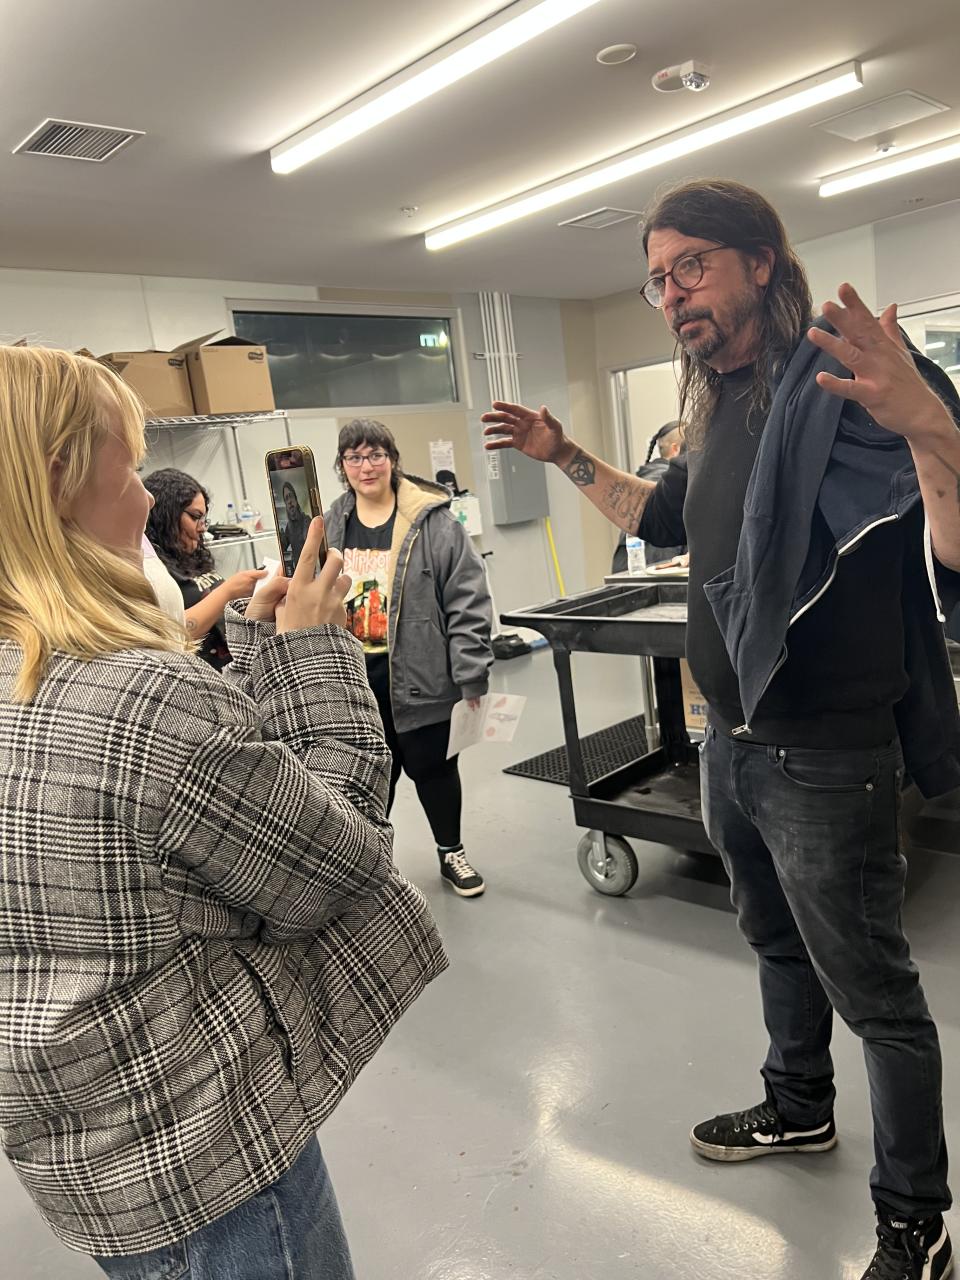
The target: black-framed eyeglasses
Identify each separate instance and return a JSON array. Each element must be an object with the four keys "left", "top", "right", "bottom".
[
  {"left": 640, "top": 245, "right": 732, "bottom": 309},
  {"left": 341, "top": 450, "right": 390, "bottom": 469},
  {"left": 183, "top": 509, "right": 208, "bottom": 528}
]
